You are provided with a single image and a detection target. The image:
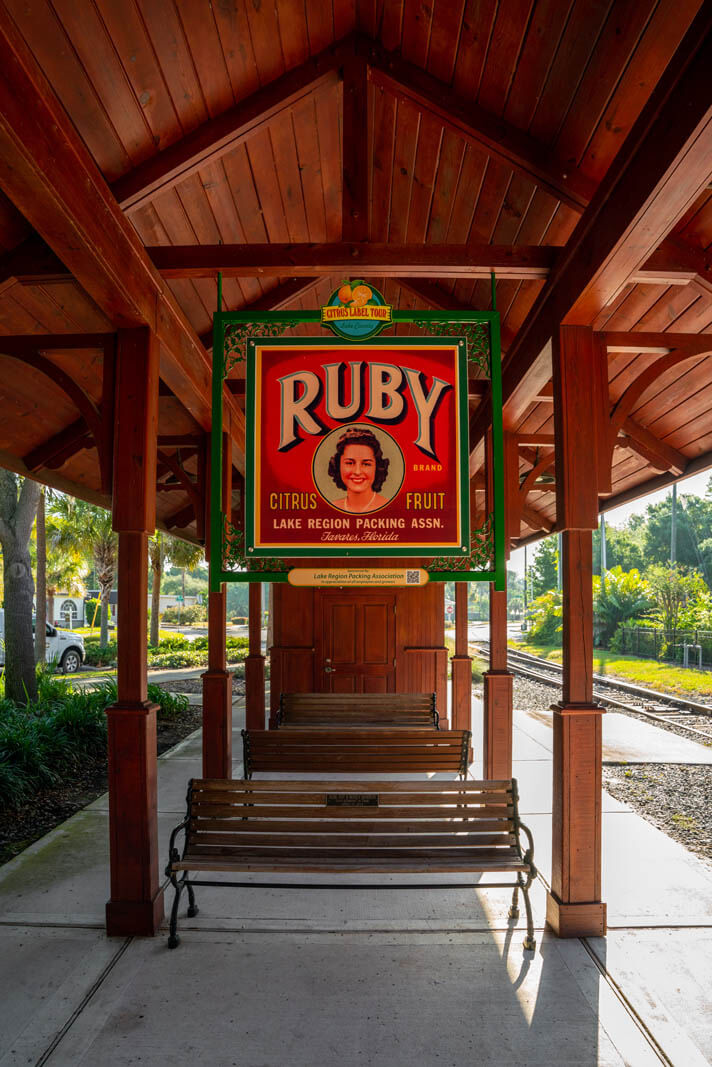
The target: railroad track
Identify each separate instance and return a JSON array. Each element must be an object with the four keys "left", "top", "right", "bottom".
[{"left": 472, "top": 642, "right": 712, "bottom": 745}]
